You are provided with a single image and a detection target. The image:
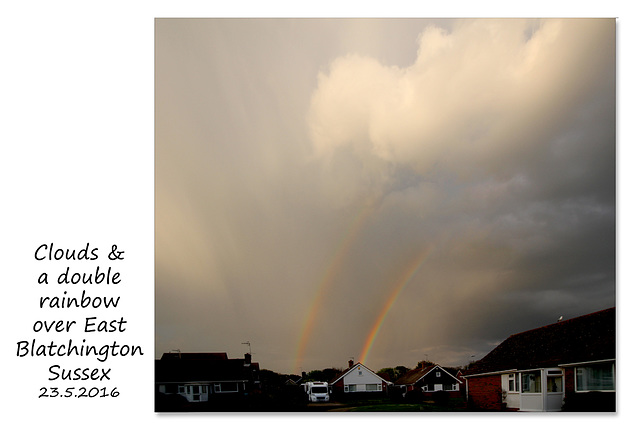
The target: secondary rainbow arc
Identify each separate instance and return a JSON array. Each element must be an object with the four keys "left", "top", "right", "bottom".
[{"left": 358, "top": 248, "right": 431, "bottom": 365}]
